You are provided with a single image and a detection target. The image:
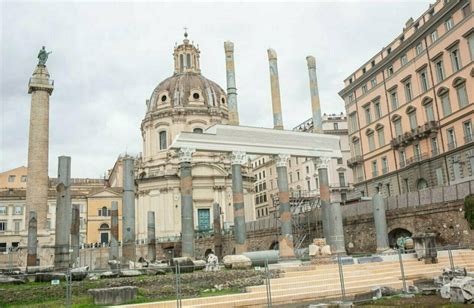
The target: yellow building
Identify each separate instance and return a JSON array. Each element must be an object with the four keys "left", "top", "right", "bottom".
[
  {"left": 86, "top": 188, "right": 123, "bottom": 244},
  {"left": 0, "top": 166, "right": 28, "bottom": 189}
]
